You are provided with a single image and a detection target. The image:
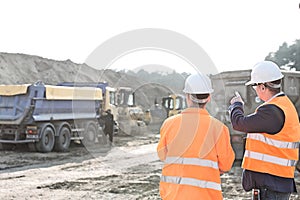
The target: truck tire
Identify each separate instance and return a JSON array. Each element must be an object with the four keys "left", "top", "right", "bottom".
[
  {"left": 82, "top": 122, "right": 97, "bottom": 147},
  {"left": 36, "top": 126, "right": 55, "bottom": 153},
  {"left": 54, "top": 127, "right": 71, "bottom": 152}
]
